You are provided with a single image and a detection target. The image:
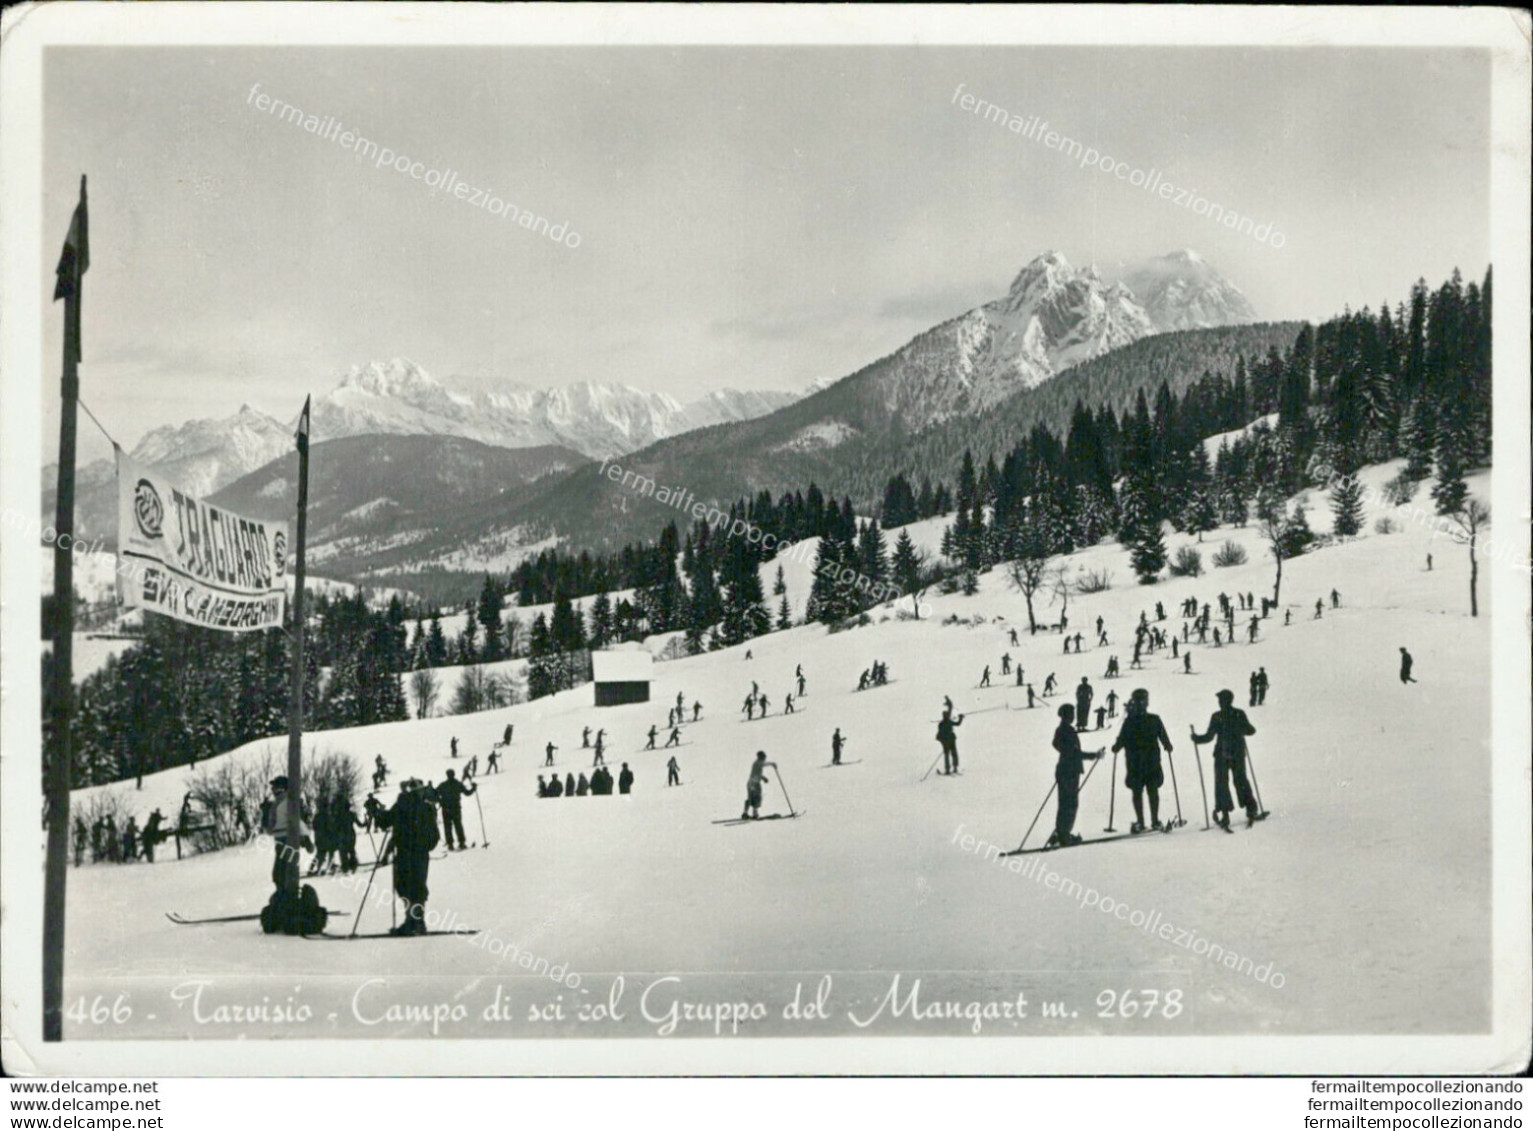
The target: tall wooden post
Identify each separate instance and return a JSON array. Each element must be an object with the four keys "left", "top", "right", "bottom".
[
  {"left": 284, "top": 398, "right": 311, "bottom": 895},
  {"left": 44, "top": 175, "right": 88, "bottom": 1042}
]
